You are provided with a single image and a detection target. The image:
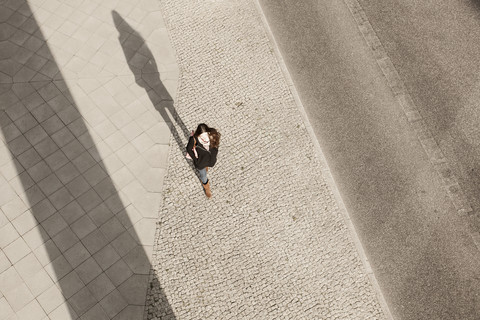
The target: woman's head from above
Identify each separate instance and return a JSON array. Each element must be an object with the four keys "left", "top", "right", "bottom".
[{"left": 194, "top": 123, "right": 221, "bottom": 148}]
